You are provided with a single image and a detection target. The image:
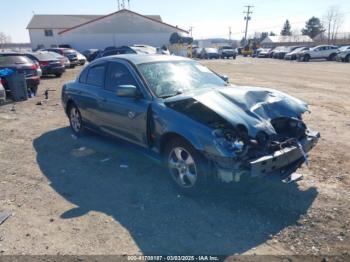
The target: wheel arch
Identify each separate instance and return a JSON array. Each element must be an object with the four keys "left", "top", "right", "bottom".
[
  {"left": 159, "top": 132, "right": 198, "bottom": 155},
  {"left": 65, "top": 99, "right": 76, "bottom": 115}
]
